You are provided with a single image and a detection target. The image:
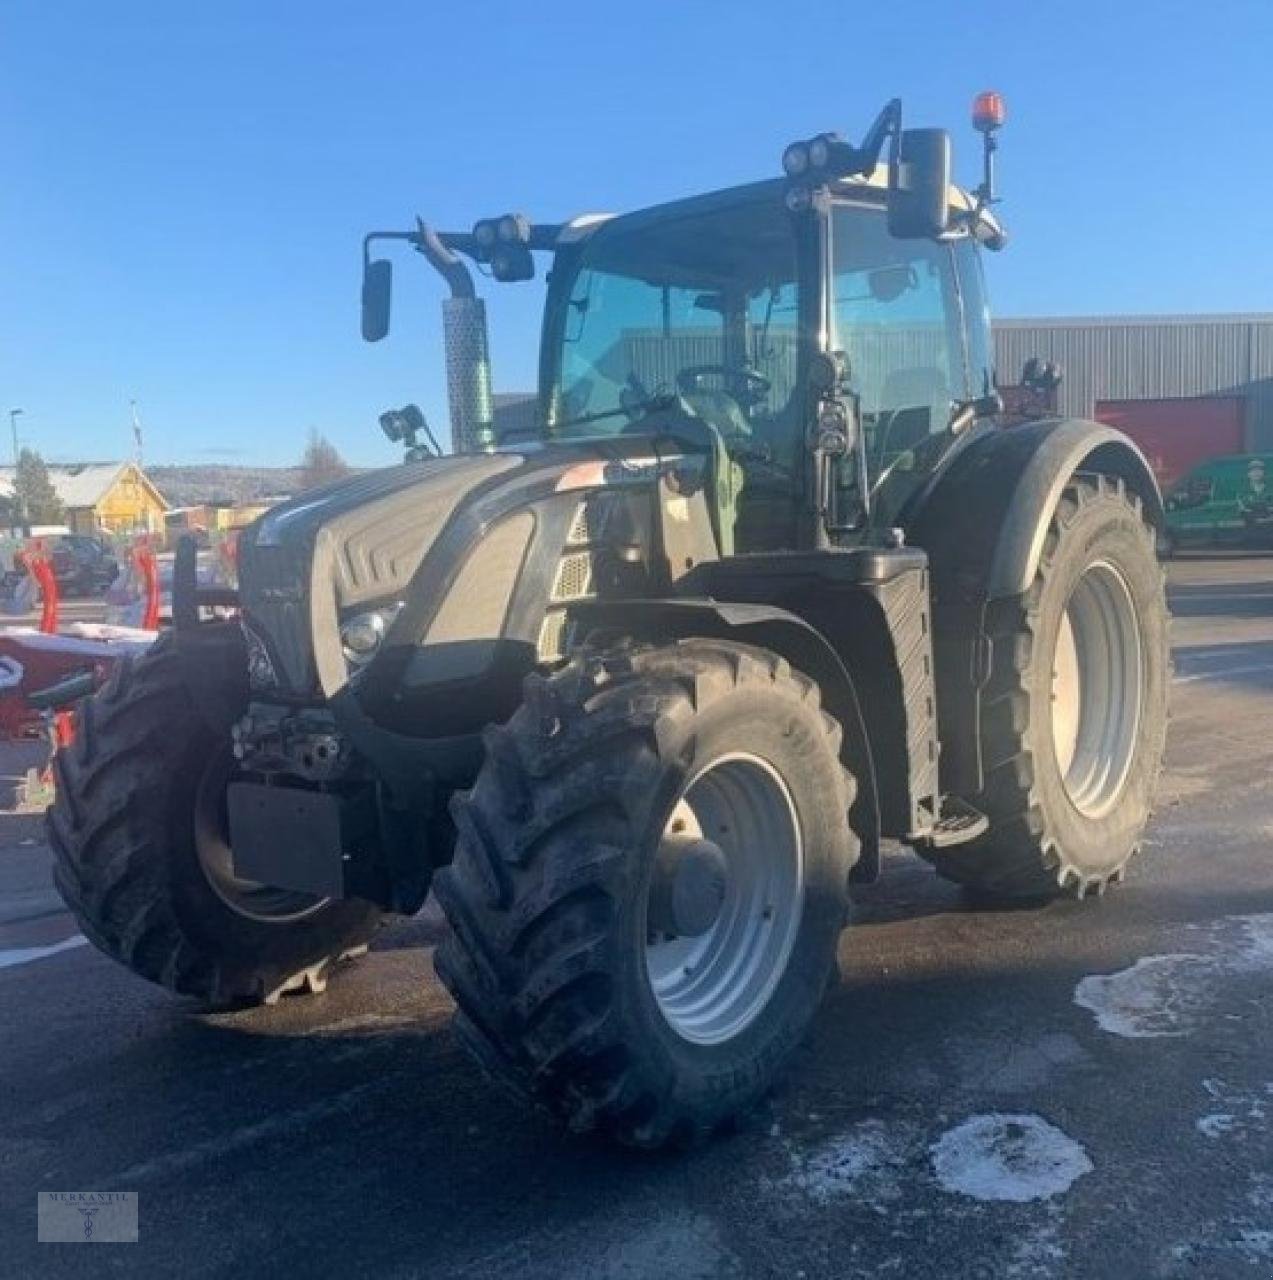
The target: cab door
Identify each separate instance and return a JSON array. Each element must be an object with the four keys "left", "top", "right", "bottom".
[{"left": 828, "top": 202, "right": 970, "bottom": 530}]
